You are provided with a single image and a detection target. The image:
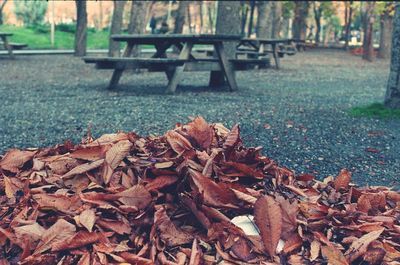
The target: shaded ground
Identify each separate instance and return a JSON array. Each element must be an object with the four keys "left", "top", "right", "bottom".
[{"left": 0, "top": 49, "right": 398, "bottom": 187}]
